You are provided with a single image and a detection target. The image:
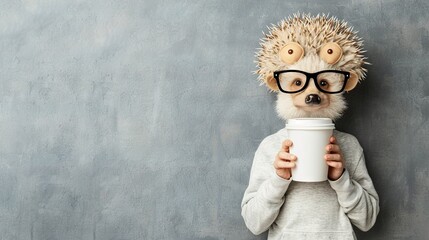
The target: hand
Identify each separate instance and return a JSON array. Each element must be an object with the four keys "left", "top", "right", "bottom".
[
  {"left": 274, "top": 140, "right": 297, "bottom": 180},
  {"left": 325, "top": 136, "right": 345, "bottom": 181}
]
